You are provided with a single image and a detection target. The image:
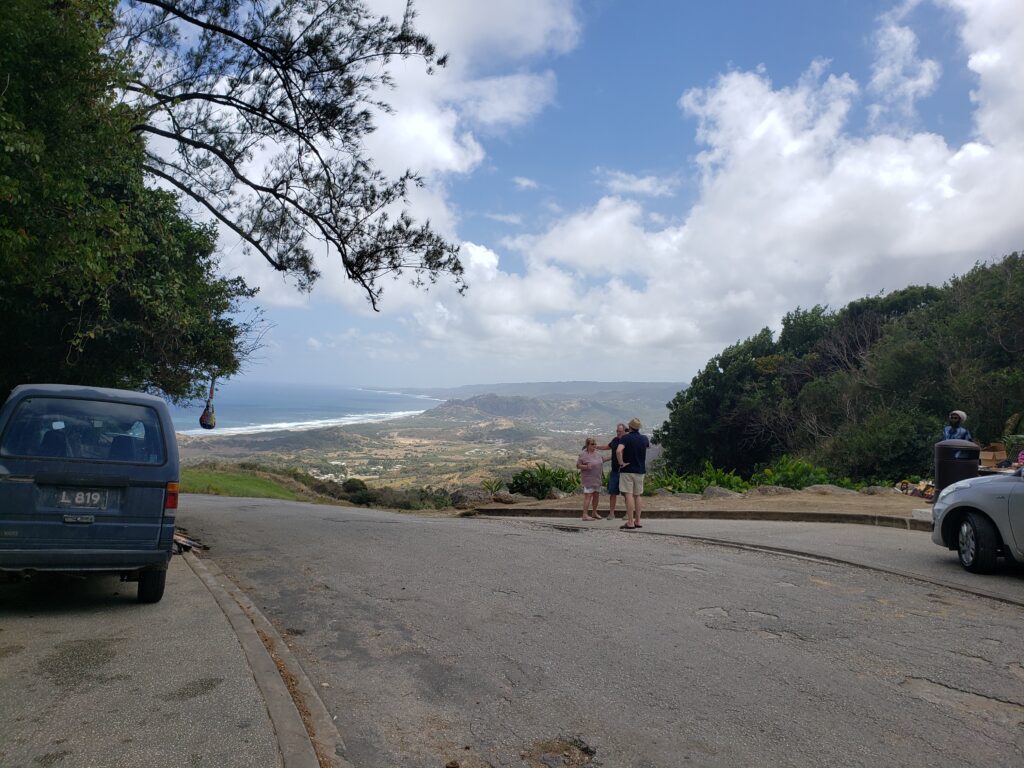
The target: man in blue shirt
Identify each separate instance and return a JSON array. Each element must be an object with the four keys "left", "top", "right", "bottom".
[
  {"left": 598, "top": 423, "right": 627, "bottom": 520},
  {"left": 615, "top": 418, "right": 650, "bottom": 530}
]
